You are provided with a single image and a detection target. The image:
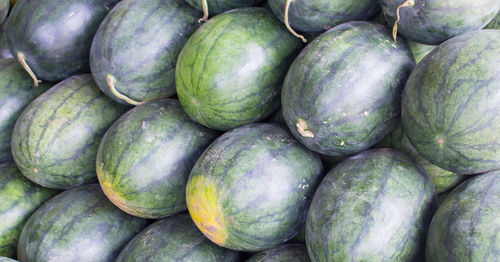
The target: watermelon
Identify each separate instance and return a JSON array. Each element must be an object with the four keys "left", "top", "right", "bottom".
[
  {"left": 186, "top": 123, "right": 323, "bottom": 251},
  {"left": 5, "top": 0, "right": 120, "bottom": 84},
  {"left": 268, "top": 0, "right": 379, "bottom": 38},
  {"left": 0, "top": 162, "right": 58, "bottom": 258},
  {"left": 116, "top": 213, "right": 240, "bottom": 261},
  {"left": 426, "top": 170, "right": 500, "bottom": 261},
  {"left": 402, "top": 30, "right": 500, "bottom": 175},
  {"left": 17, "top": 184, "right": 147, "bottom": 262},
  {"left": 90, "top": 0, "right": 201, "bottom": 105},
  {"left": 97, "top": 99, "right": 219, "bottom": 219},
  {"left": 0, "top": 58, "right": 51, "bottom": 162},
  {"left": 380, "top": 0, "right": 500, "bottom": 44},
  {"left": 185, "top": 0, "right": 264, "bottom": 21},
  {"left": 11, "top": 74, "right": 127, "bottom": 189},
  {"left": 485, "top": 11, "right": 500, "bottom": 29},
  {"left": 176, "top": 7, "right": 302, "bottom": 131},
  {"left": 246, "top": 244, "right": 310, "bottom": 262},
  {"left": 407, "top": 40, "right": 436, "bottom": 64},
  {"left": 0, "top": 24, "right": 13, "bottom": 59},
  {"left": 0, "top": 0, "right": 7, "bottom": 24},
  {"left": 306, "top": 148, "right": 436, "bottom": 261},
  {"left": 0, "top": 257, "right": 17, "bottom": 262},
  {"left": 281, "top": 21, "right": 414, "bottom": 157},
  {"left": 436, "top": 192, "right": 449, "bottom": 207},
  {"left": 376, "top": 124, "right": 464, "bottom": 193}
]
